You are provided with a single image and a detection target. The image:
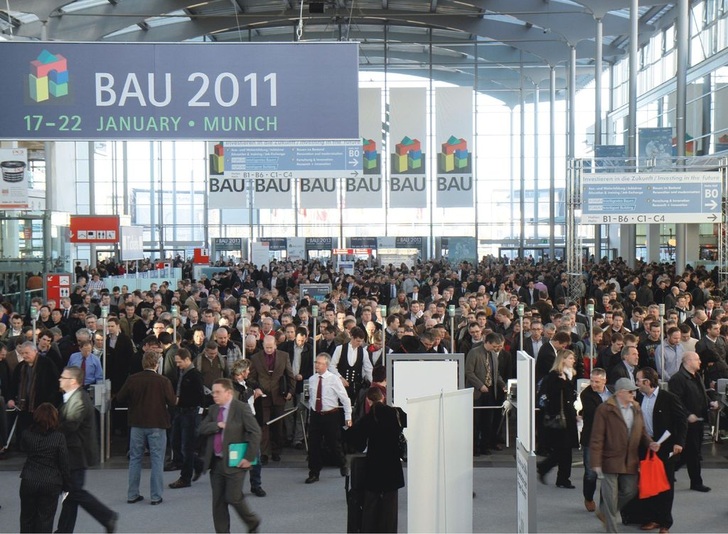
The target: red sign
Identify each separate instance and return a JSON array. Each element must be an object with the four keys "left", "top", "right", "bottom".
[
  {"left": 70, "top": 215, "right": 120, "bottom": 244},
  {"left": 193, "top": 248, "right": 210, "bottom": 265},
  {"left": 45, "top": 273, "right": 72, "bottom": 303}
]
